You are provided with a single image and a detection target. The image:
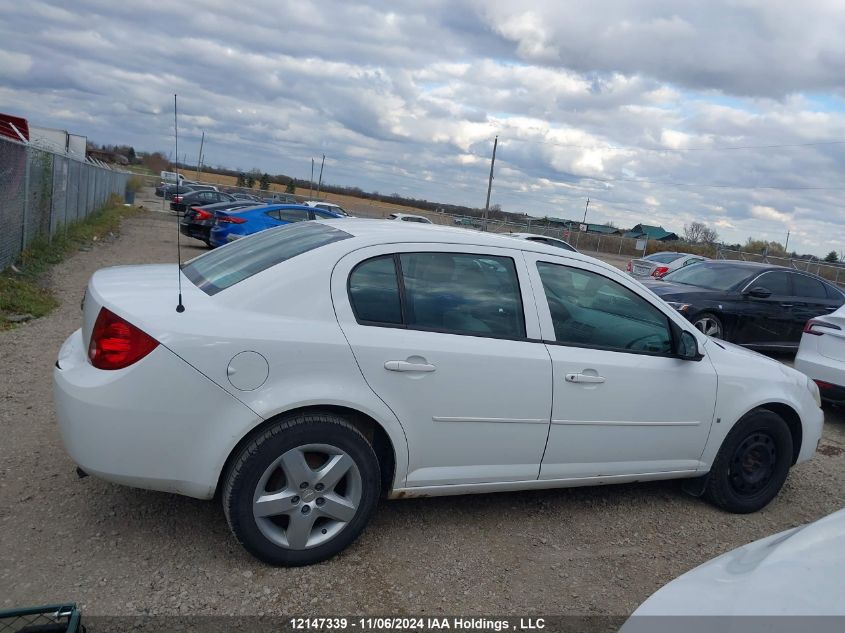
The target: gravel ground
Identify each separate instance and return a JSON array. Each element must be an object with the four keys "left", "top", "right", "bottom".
[{"left": 2, "top": 205, "right": 844, "bottom": 618}]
